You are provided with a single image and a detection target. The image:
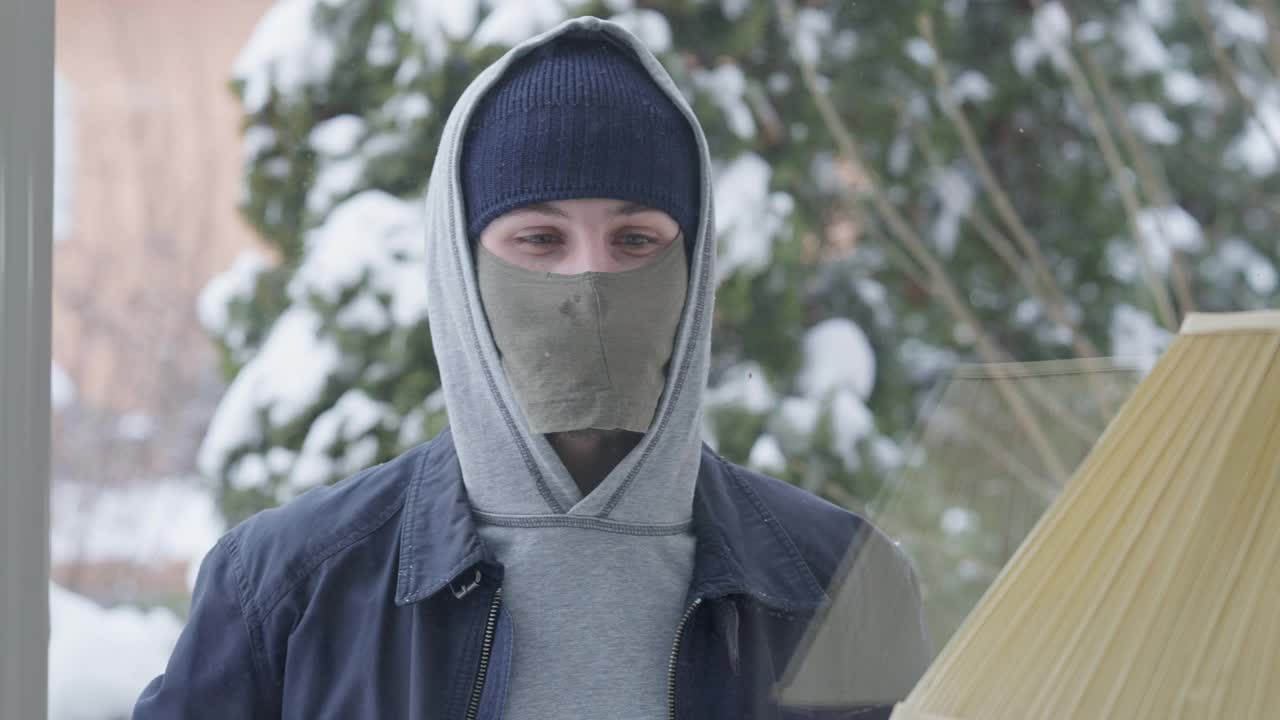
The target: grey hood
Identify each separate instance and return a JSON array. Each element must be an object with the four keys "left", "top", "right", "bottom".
[{"left": 422, "top": 16, "right": 716, "bottom": 527}]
